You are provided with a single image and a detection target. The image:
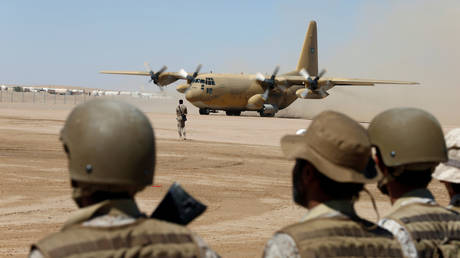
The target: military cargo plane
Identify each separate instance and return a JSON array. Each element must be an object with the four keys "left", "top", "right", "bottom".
[{"left": 101, "top": 21, "right": 417, "bottom": 117}]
